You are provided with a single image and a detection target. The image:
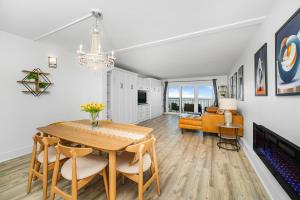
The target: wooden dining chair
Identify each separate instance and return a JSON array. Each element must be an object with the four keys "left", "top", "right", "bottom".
[
  {"left": 50, "top": 143, "right": 109, "bottom": 200},
  {"left": 27, "top": 132, "right": 65, "bottom": 200},
  {"left": 116, "top": 136, "right": 160, "bottom": 200}
]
